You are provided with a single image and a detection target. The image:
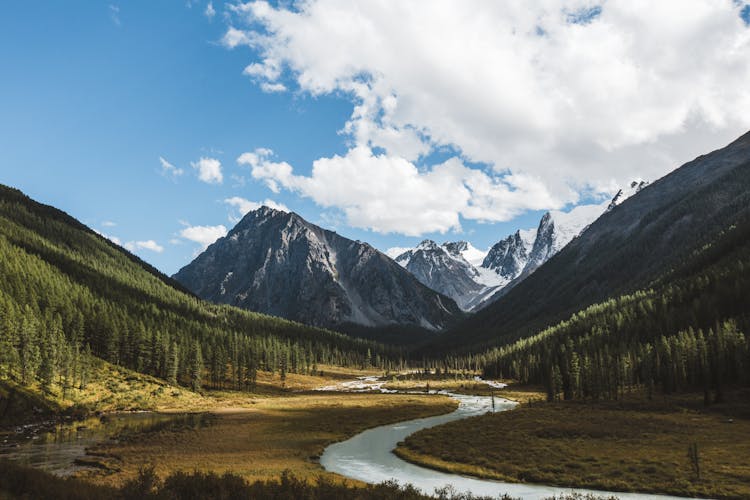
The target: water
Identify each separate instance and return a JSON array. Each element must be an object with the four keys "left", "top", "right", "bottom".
[
  {"left": 320, "top": 388, "right": 701, "bottom": 500},
  {"left": 0, "top": 412, "right": 207, "bottom": 476}
]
